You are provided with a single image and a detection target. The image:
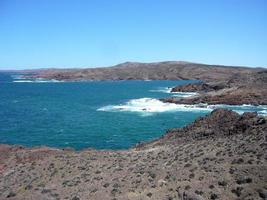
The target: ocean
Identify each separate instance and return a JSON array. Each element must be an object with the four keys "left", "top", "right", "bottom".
[{"left": 0, "top": 72, "right": 266, "bottom": 150}]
